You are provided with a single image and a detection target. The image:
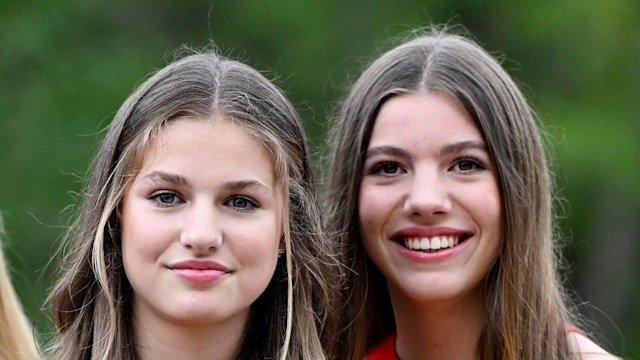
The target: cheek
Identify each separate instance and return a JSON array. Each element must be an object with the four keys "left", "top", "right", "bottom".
[
  {"left": 358, "top": 186, "right": 396, "bottom": 253},
  {"left": 486, "top": 187, "right": 502, "bottom": 231},
  {"left": 234, "top": 223, "right": 281, "bottom": 267},
  {"left": 474, "top": 185, "right": 502, "bottom": 245},
  {"left": 121, "top": 210, "right": 169, "bottom": 265},
  {"left": 358, "top": 185, "right": 395, "bottom": 232},
  {"left": 121, "top": 223, "right": 148, "bottom": 268},
  {"left": 235, "top": 226, "right": 281, "bottom": 298},
  {"left": 357, "top": 189, "right": 377, "bottom": 233}
]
